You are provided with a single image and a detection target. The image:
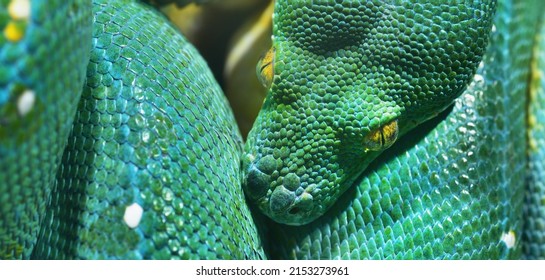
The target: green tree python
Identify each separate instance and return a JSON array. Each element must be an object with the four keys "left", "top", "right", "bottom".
[{"left": 0, "top": 0, "right": 544, "bottom": 259}]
